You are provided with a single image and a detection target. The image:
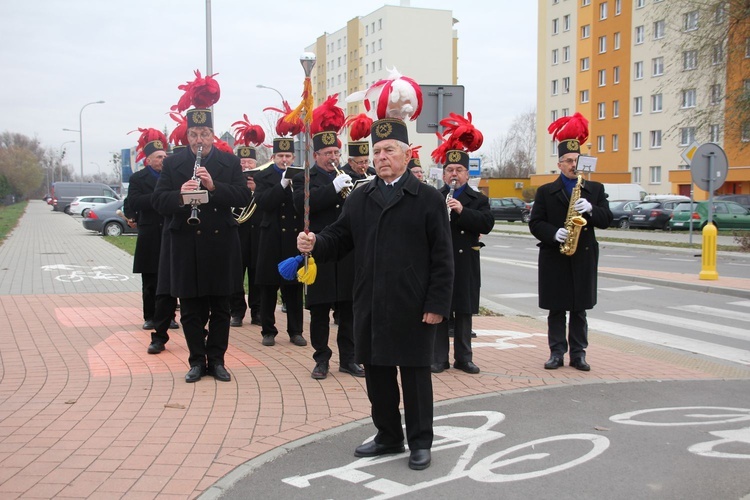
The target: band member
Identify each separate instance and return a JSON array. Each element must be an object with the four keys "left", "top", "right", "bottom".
[
  {"left": 298, "top": 70, "right": 454, "bottom": 471},
  {"left": 153, "top": 71, "right": 251, "bottom": 383},
  {"left": 292, "top": 95, "right": 363, "bottom": 380},
  {"left": 407, "top": 146, "right": 425, "bottom": 182},
  {"left": 430, "top": 118, "right": 494, "bottom": 374},
  {"left": 529, "top": 113, "right": 612, "bottom": 371},
  {"left": 253, "top": 116, "right": 307, "bottom": 348},
  {"left": 342, "top": 141, "right": 375, "bottom": 180},
  {"left": 123, "top": 128, "right": 178, "bottom": 354}
]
